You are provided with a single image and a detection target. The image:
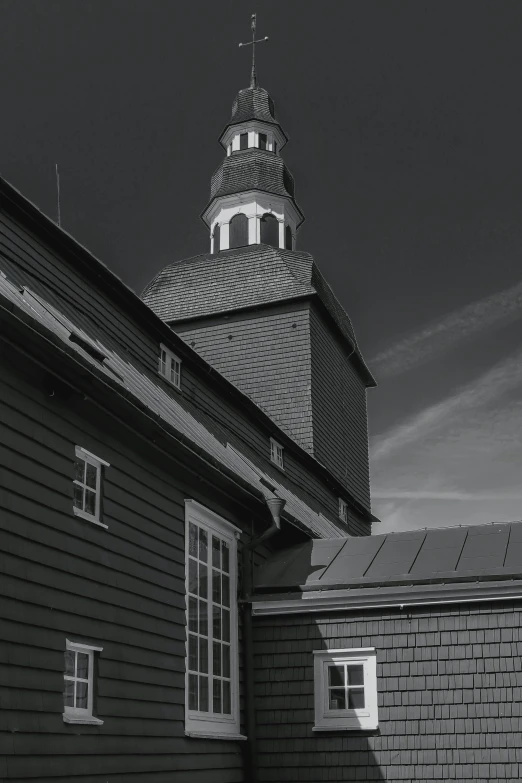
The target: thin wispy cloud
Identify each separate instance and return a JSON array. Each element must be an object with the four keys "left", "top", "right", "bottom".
[
  {"left": 371, "top": 348, "right": 522, "bottom": 461},
  {"left": 372, "top": 277, "right": 522, "bottom": 378}
]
